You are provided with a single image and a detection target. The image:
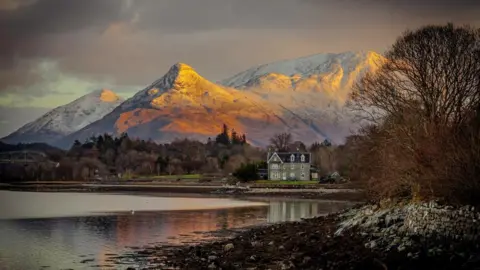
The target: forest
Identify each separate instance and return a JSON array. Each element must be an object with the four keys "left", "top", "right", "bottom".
[{"left": 0, "top": 123, "right": 348, "bottom": 182}]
